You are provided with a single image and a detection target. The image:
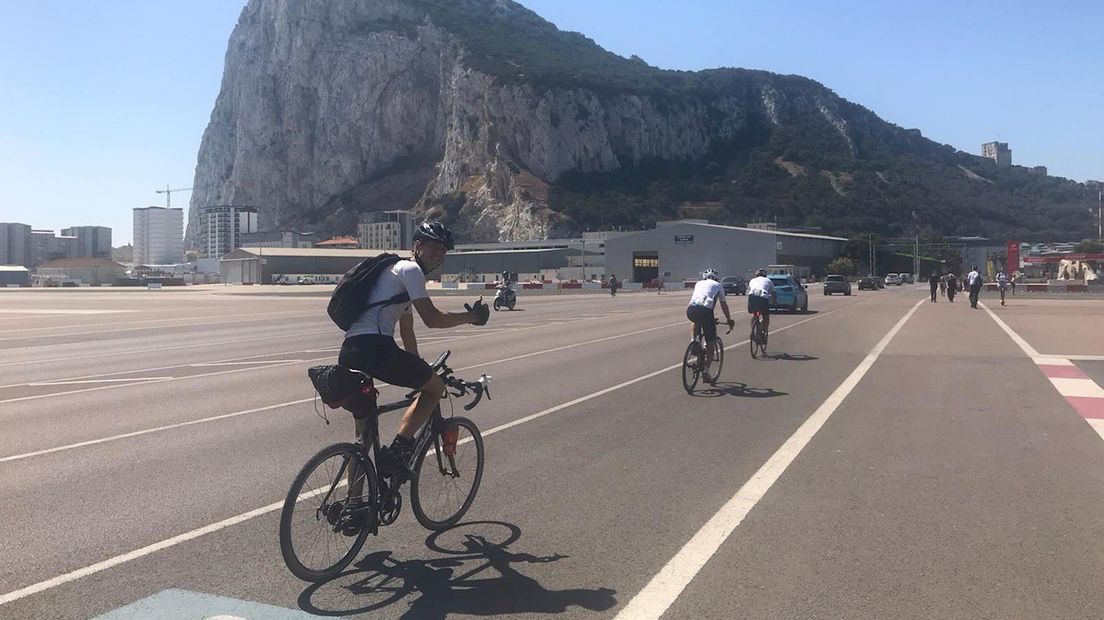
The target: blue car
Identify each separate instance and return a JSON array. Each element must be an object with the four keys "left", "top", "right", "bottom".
[{"left": 769, "top": 275, "right": 809, "bottom": 313}]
